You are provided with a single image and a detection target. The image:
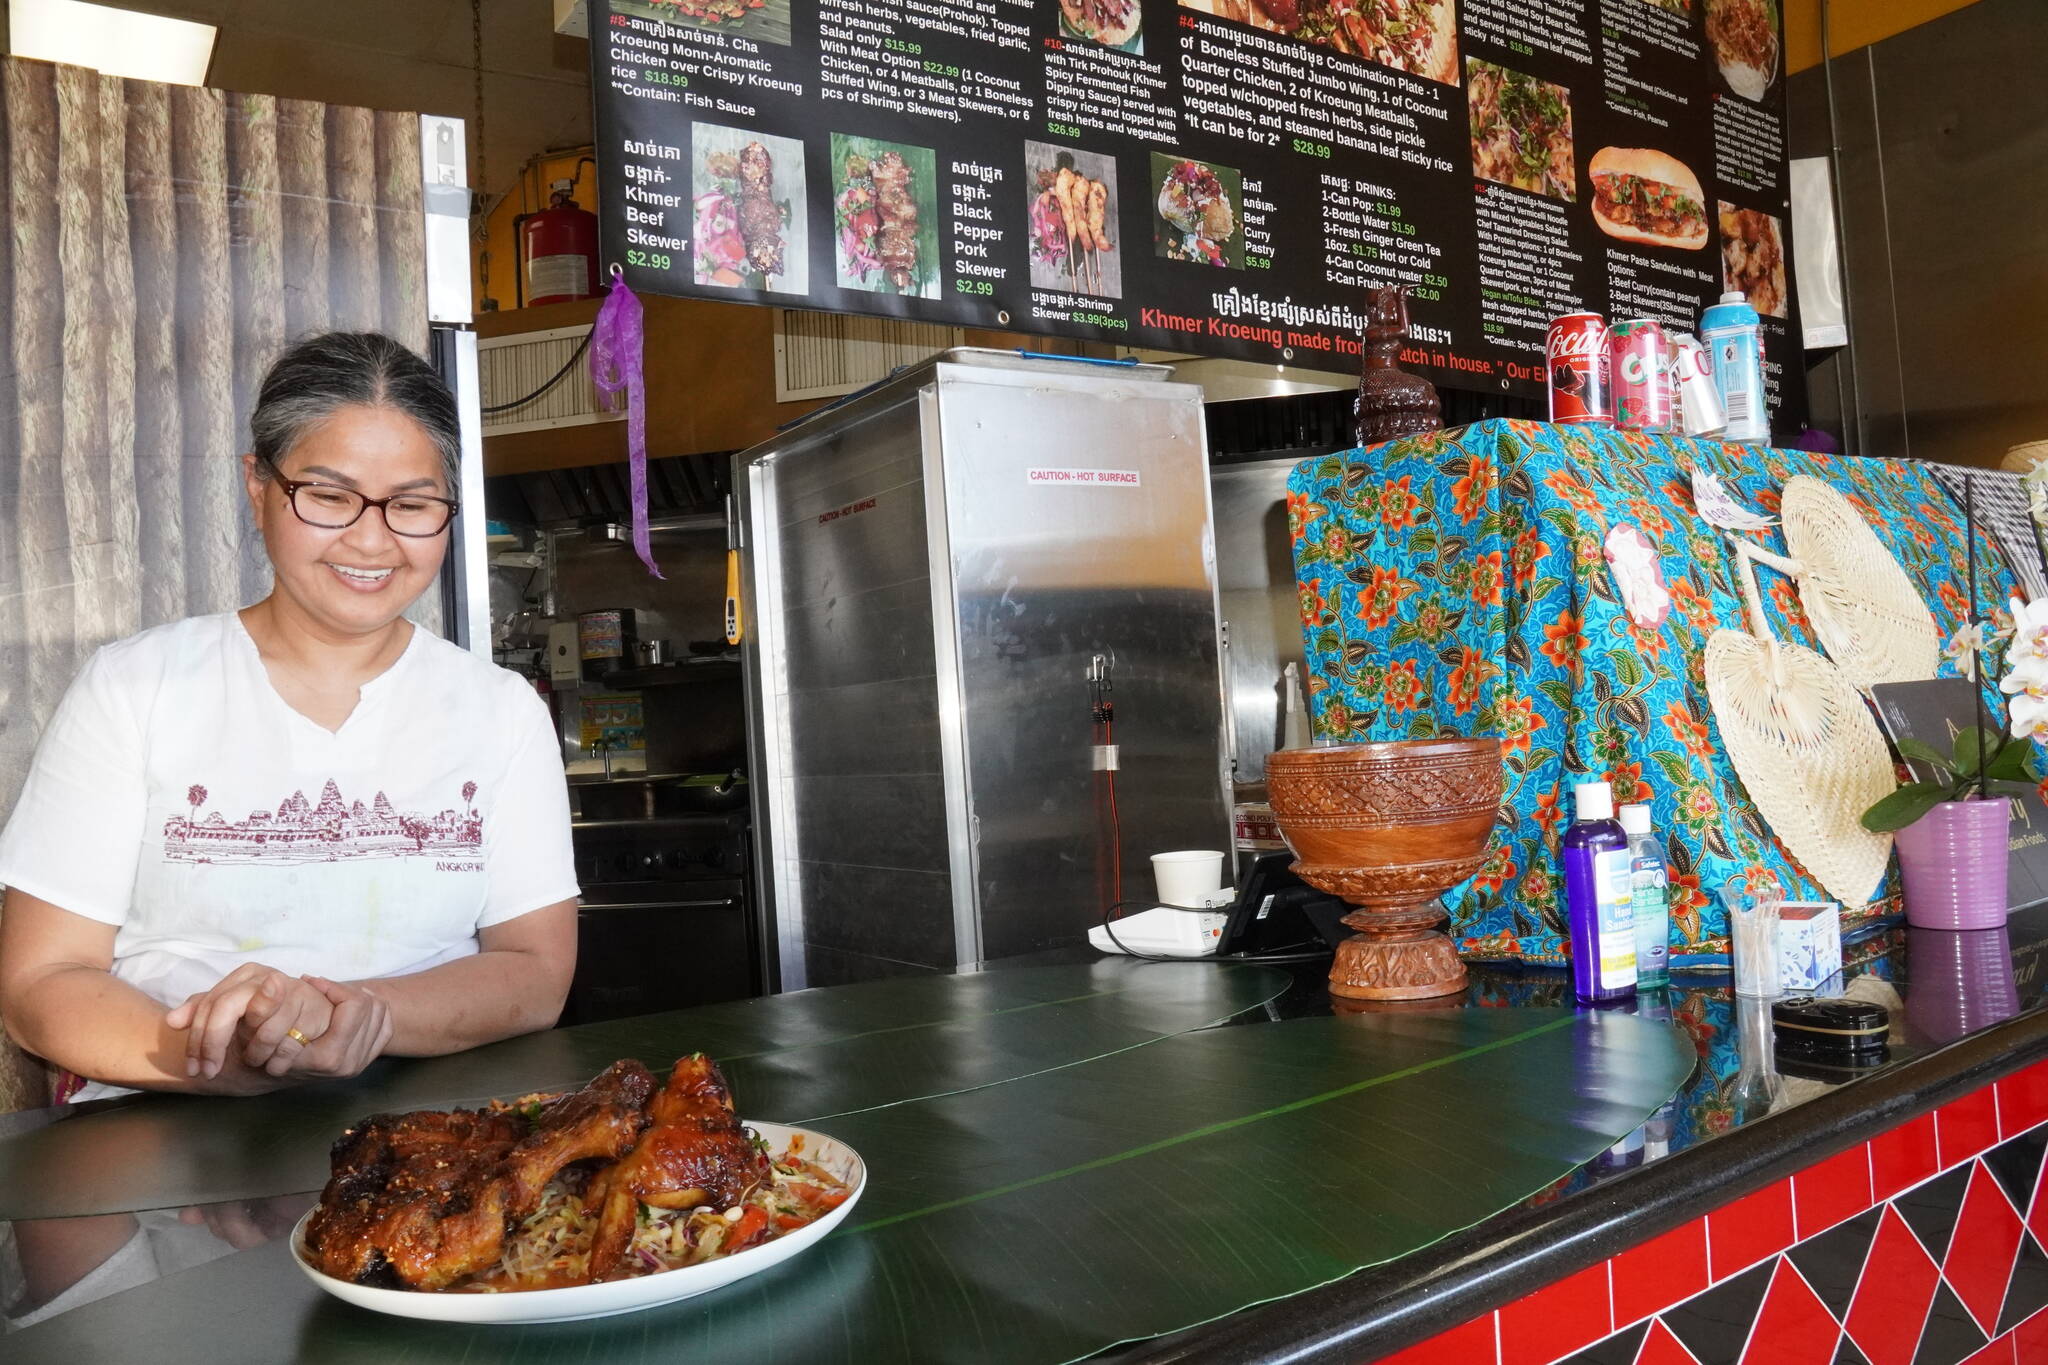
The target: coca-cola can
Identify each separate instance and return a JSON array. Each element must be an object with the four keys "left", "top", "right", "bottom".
[
  {"left": 1670, "top": 332, "right": 1725, "bottom": 437},
  {"left": 1609, "top": 318, "right": 1674, "bottom": 433},
  {"left": 1546, "top": 313, "right": 1611, "bottom": 425}
]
